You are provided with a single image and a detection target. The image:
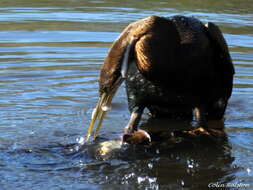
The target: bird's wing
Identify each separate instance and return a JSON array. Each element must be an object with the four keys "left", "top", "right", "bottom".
[
  {"left": 99, "top": 16, "right": 180, "bottom": 93},
  {"left": 99, "top": 16, "right": 159, "bottom": 94},
  {"left": 134, "top": 17, "right": 180, "bottom": 82},
  {"left": 205, "top": 22, "right": 235, "bottom": 99}
]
